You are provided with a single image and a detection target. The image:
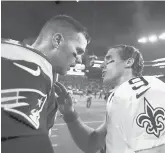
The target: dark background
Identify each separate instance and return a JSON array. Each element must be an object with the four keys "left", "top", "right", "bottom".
[{"left": 1, "top": 1, "right": 165, "bottom": 78}]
